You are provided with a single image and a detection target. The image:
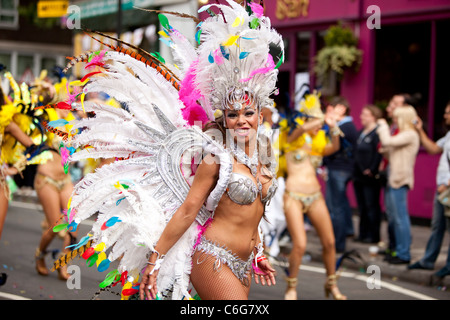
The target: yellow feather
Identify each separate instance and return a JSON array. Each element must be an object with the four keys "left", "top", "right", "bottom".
[
  {"left": 222, "top": 35, "right": 239, "bottom": 47},
  {"left": 232, "top": 17, "right": 243, "bottom": 27}
]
